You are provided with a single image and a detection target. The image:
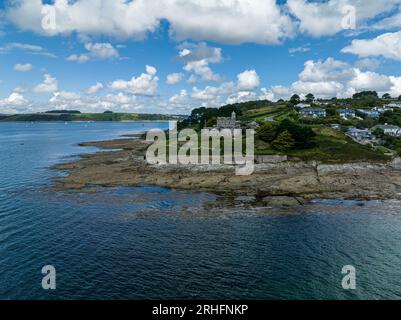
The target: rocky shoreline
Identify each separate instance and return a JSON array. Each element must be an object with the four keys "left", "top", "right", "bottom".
[{"left": 52, "top": 136, "right": 401, "bottom": 205}]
